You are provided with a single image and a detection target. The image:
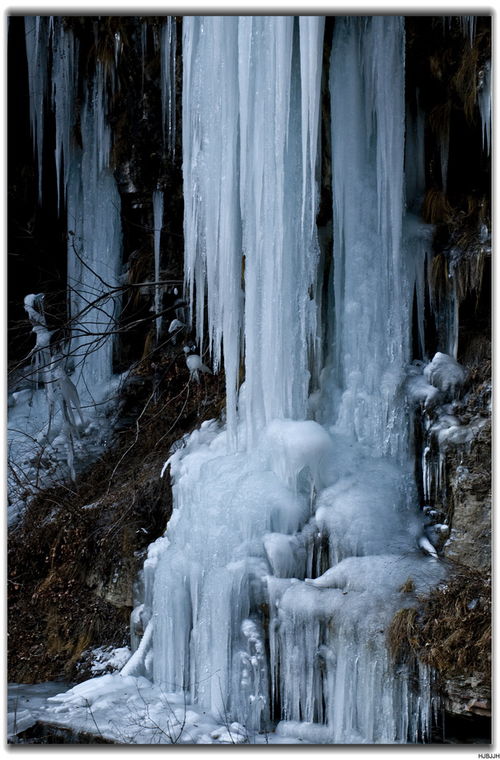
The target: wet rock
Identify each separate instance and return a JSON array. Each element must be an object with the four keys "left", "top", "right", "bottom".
[
  {"left": 443, "top": 675, "right": 491, "bottom": 717},
  {"left": 443, "top": 420, "right": 491, "bottom": 572}
]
